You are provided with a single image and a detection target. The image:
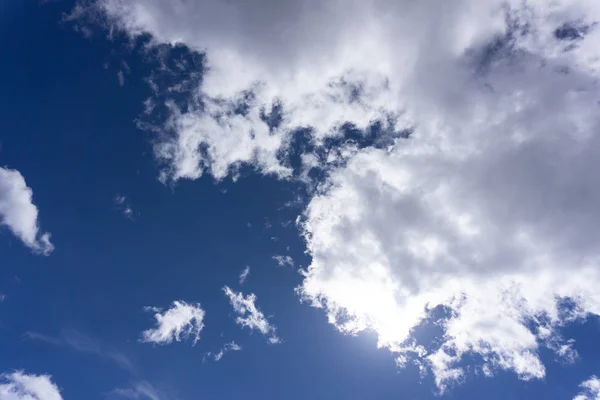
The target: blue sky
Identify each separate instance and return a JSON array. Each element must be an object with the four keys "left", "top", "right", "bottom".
[{"left": 2, "top": 1, "right": 600, "bottom": 399}]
